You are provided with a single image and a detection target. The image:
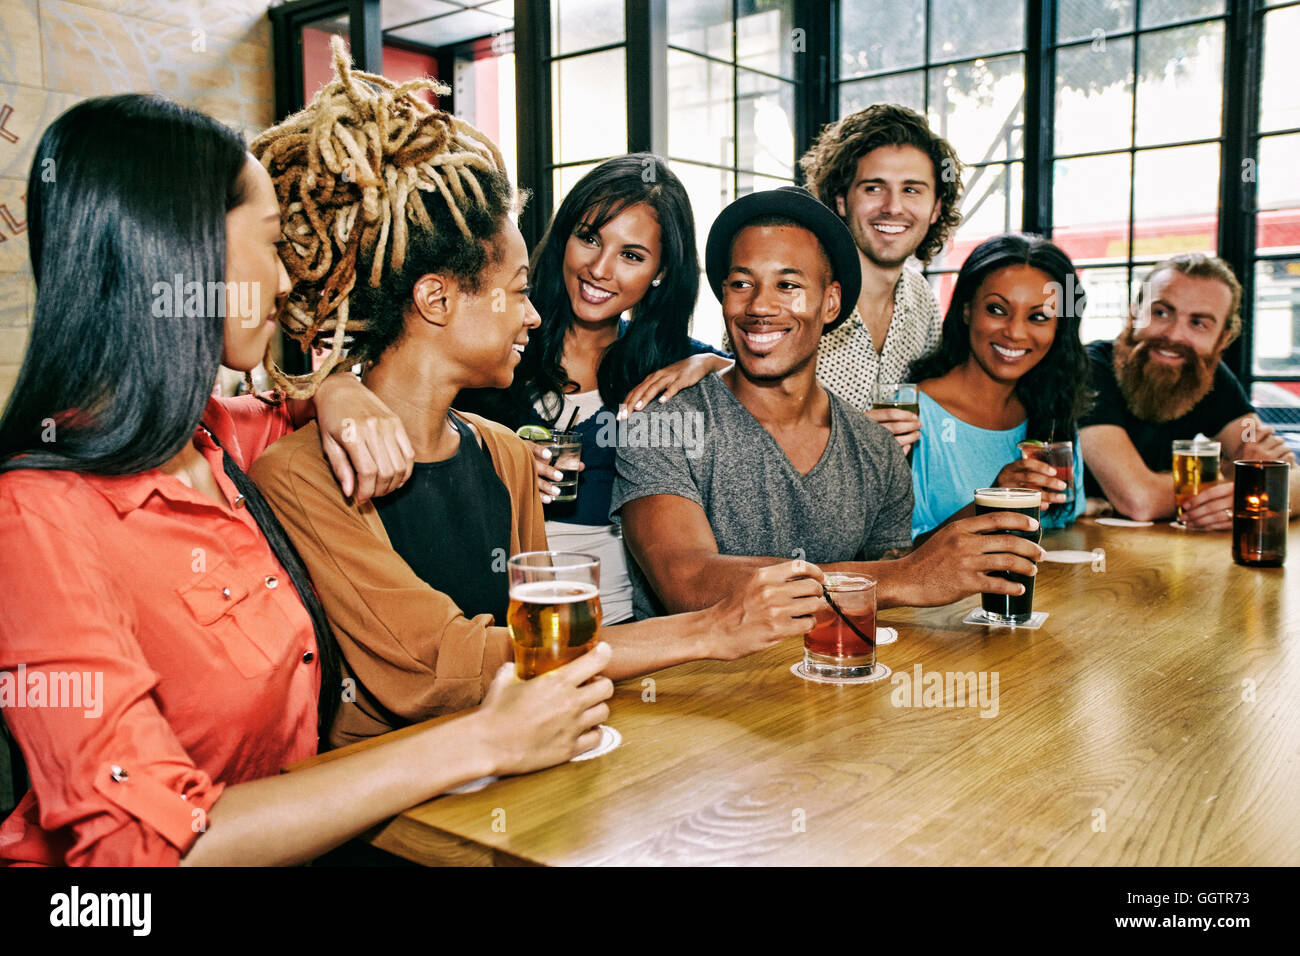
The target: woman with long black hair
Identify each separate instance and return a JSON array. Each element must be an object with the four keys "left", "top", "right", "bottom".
[
  {"left": 460, "top": 155, "right": 730, "bottom": 623},
  {"left": 908, "top": 233, "right": 1092, "bottom": 537},
  {"left": 0, "top": 93, "right": 612, "bottom": 866}
]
